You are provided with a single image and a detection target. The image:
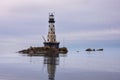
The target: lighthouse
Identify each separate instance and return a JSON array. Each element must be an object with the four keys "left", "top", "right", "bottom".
[{"left": 44, "top": 13, "right": 60, "bottom": 49}]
